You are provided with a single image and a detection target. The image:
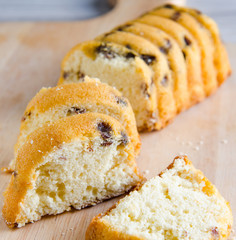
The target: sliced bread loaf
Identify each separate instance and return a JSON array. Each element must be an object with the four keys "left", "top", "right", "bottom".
[
  {"left": 58, "top": 40, "right": 158, "bottom": 131},
  {"left": 7, "top": 77, "right": 140, "bottom": 172},
  {"left": 2, "top": 113, "right": 143, "bottom": 228}
]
